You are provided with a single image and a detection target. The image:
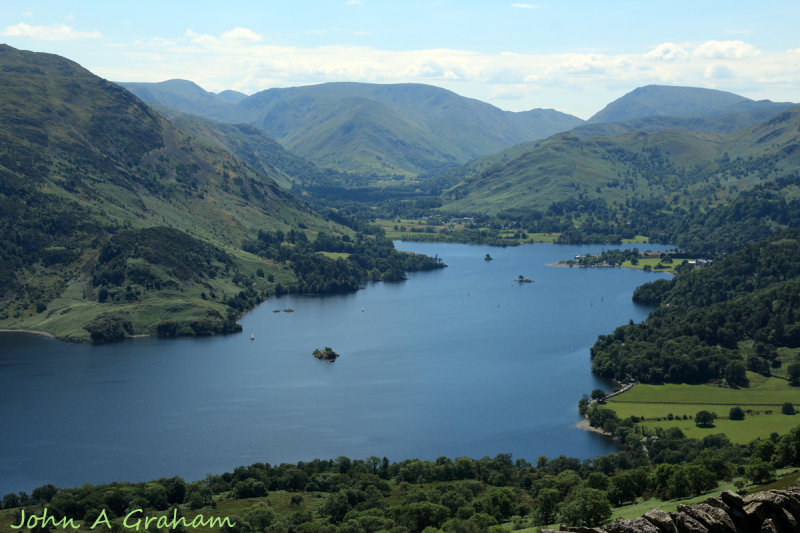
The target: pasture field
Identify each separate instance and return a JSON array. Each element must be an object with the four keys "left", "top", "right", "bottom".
[{"left": 607, "top": 373, "right": 800, "bottom": 443}]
